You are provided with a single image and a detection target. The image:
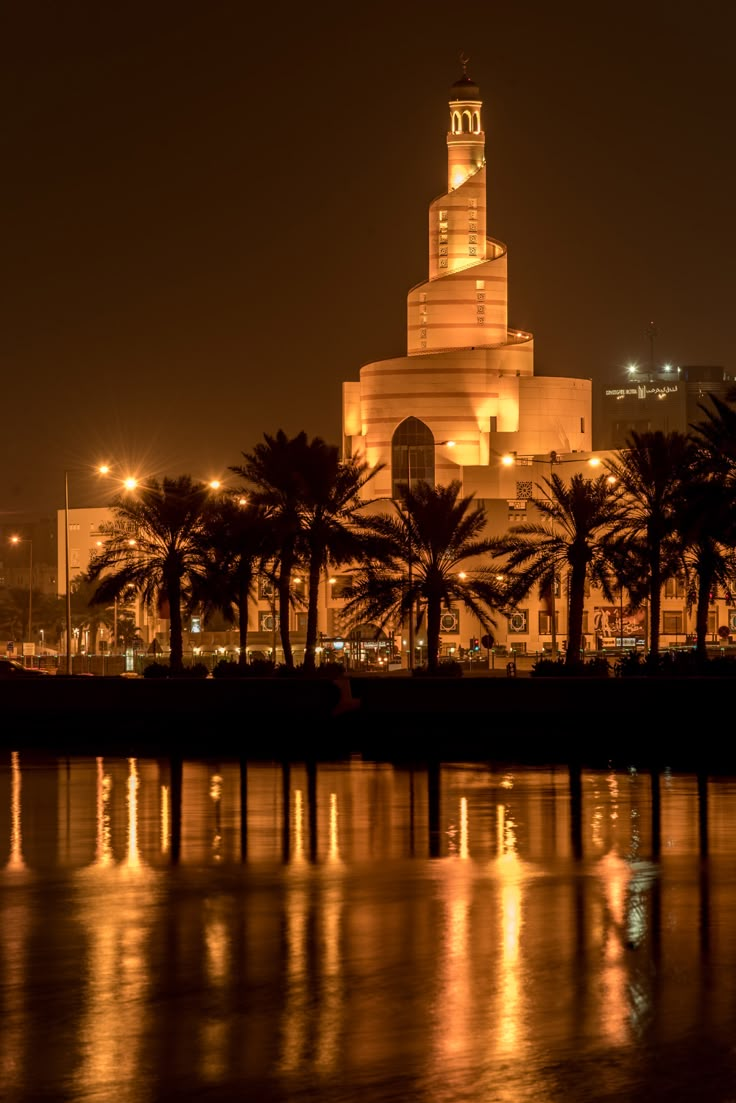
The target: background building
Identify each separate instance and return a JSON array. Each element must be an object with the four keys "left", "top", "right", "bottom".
[{"left": 595, "top": 364, "right": 736, "bottom": 449}]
